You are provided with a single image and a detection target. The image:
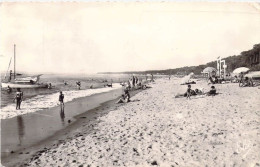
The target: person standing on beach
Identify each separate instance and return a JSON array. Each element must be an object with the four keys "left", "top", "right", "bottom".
[
  {"left": 132, "top": 76, "right": 136, "bottom": 87},
  {"left": 59, "top": 91, "right": 65, "bottom": 109},
  {"left": 127, "top": 80, "right": 131, "bottom": 88},
  {"left": 135, "top": 76, "right": 138, "bottom": 85},
  {"left": 14, "top": 88, "right": 23, "bottom": 110},
  {"left": 186, "top": 85, "right": 191, "bottom": 100}
]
